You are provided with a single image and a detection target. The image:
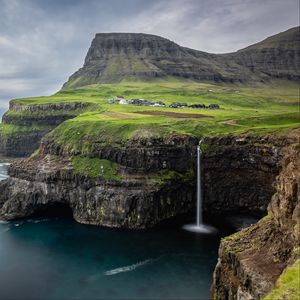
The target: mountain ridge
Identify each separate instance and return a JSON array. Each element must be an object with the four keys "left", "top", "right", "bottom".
[{"left": 62, "top": 27, "right": 299, "bottom": 88}]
